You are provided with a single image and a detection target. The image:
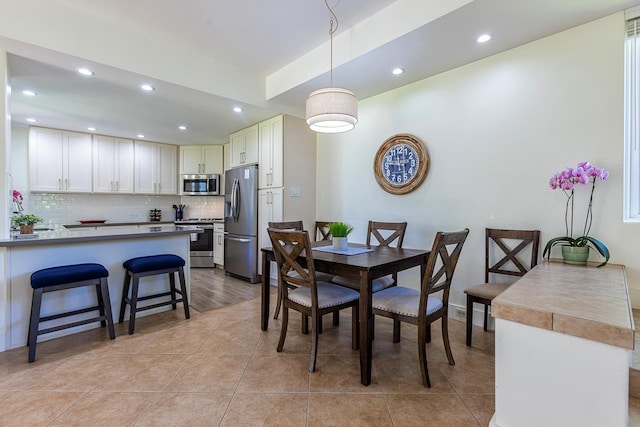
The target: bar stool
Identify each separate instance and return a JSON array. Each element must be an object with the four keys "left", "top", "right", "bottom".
[
  {"left": 119, "top": 254, "right": 190, "bottom": 334},
  {"left": 28, "top": 263, "right": 115, "bottom": 363}
]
